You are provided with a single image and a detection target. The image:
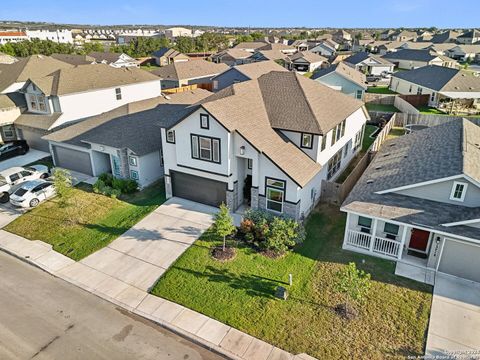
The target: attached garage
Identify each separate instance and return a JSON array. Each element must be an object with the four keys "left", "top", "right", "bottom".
[
  {"left": 438, "top": 239, "right": 480, "bottom": 283},
  {"left": 17, "top": 127, "right": 50, "bottom": 152},
  {"left": 52, "top": 145, "right": 93, "bottom": 176},
  {"left": 171, "top": 170, "right": 226, "bottom": 207}
]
